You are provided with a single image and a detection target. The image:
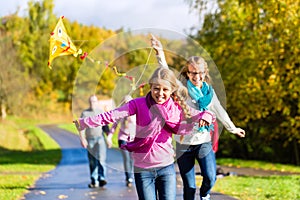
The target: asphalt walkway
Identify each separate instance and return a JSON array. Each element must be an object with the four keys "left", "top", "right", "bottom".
[{"left": 21, "top": 125, "right": 238, "bottom": 200}]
